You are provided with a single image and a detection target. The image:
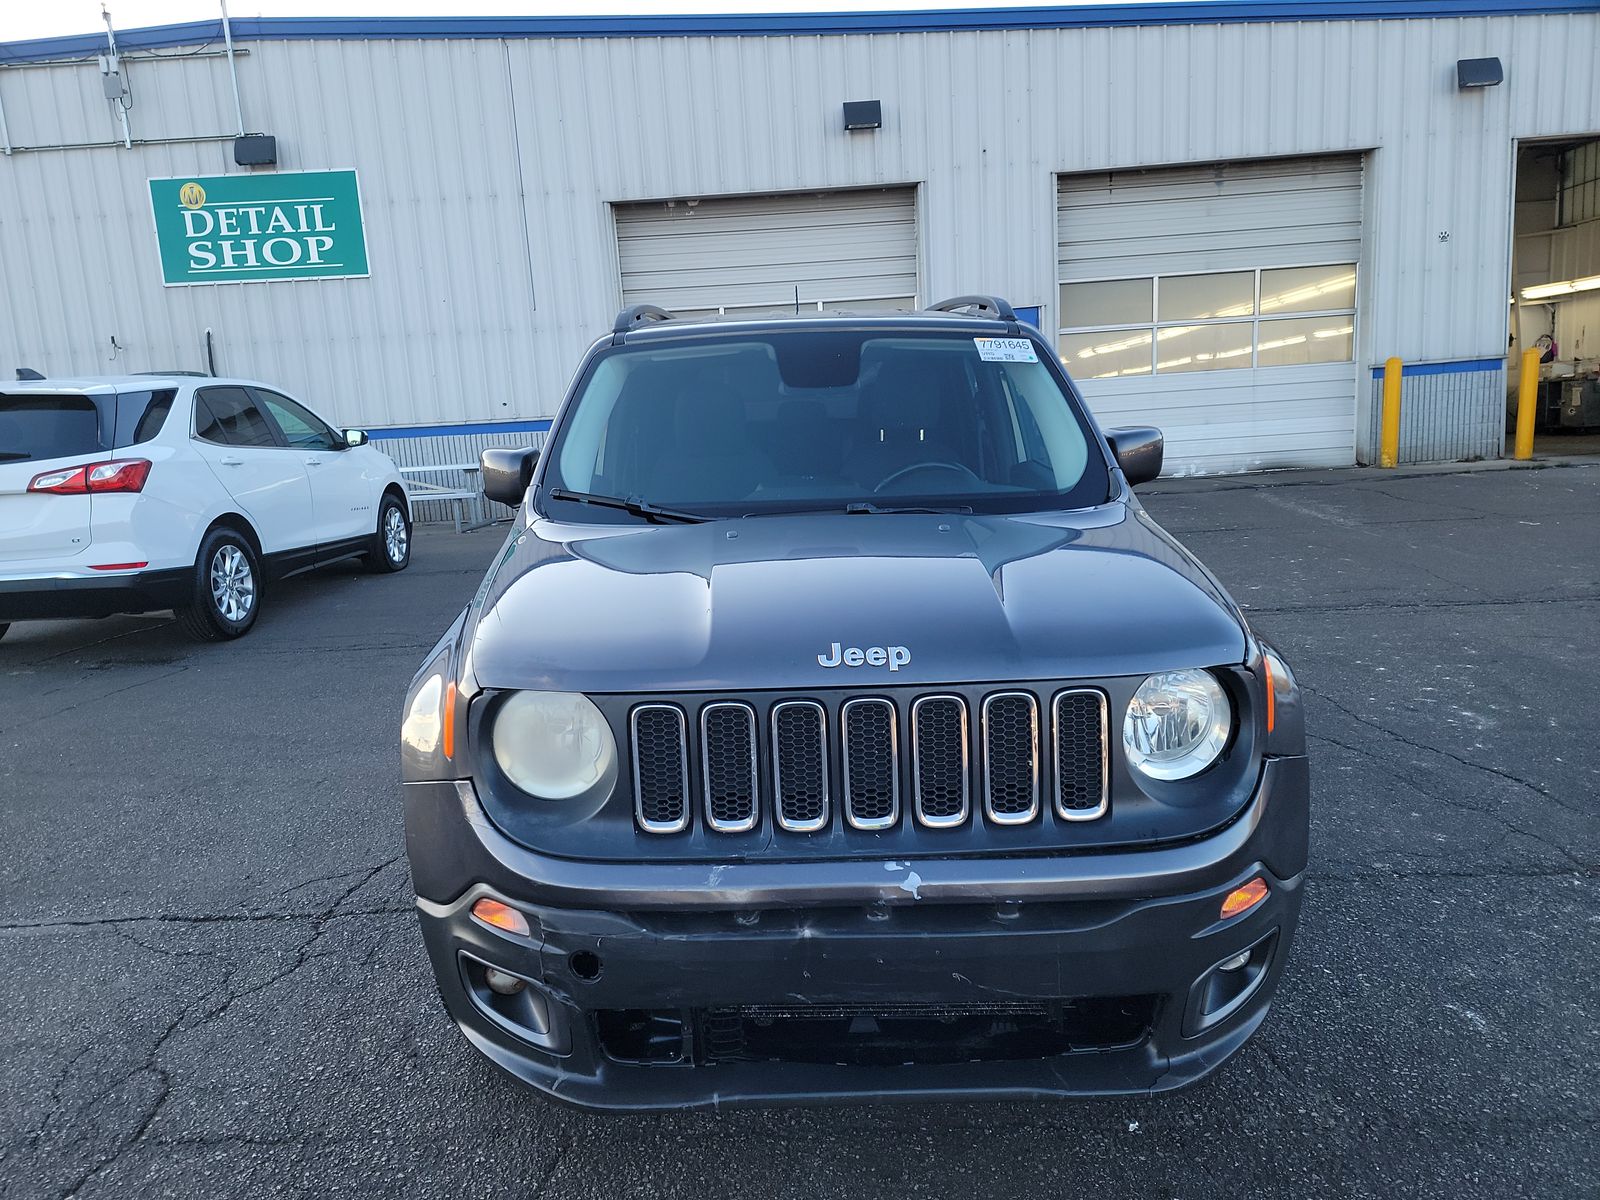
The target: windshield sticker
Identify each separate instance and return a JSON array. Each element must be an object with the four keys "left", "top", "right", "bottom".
[{"left": 974, "top": 337, "right": 1038, "bottom": 363}]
